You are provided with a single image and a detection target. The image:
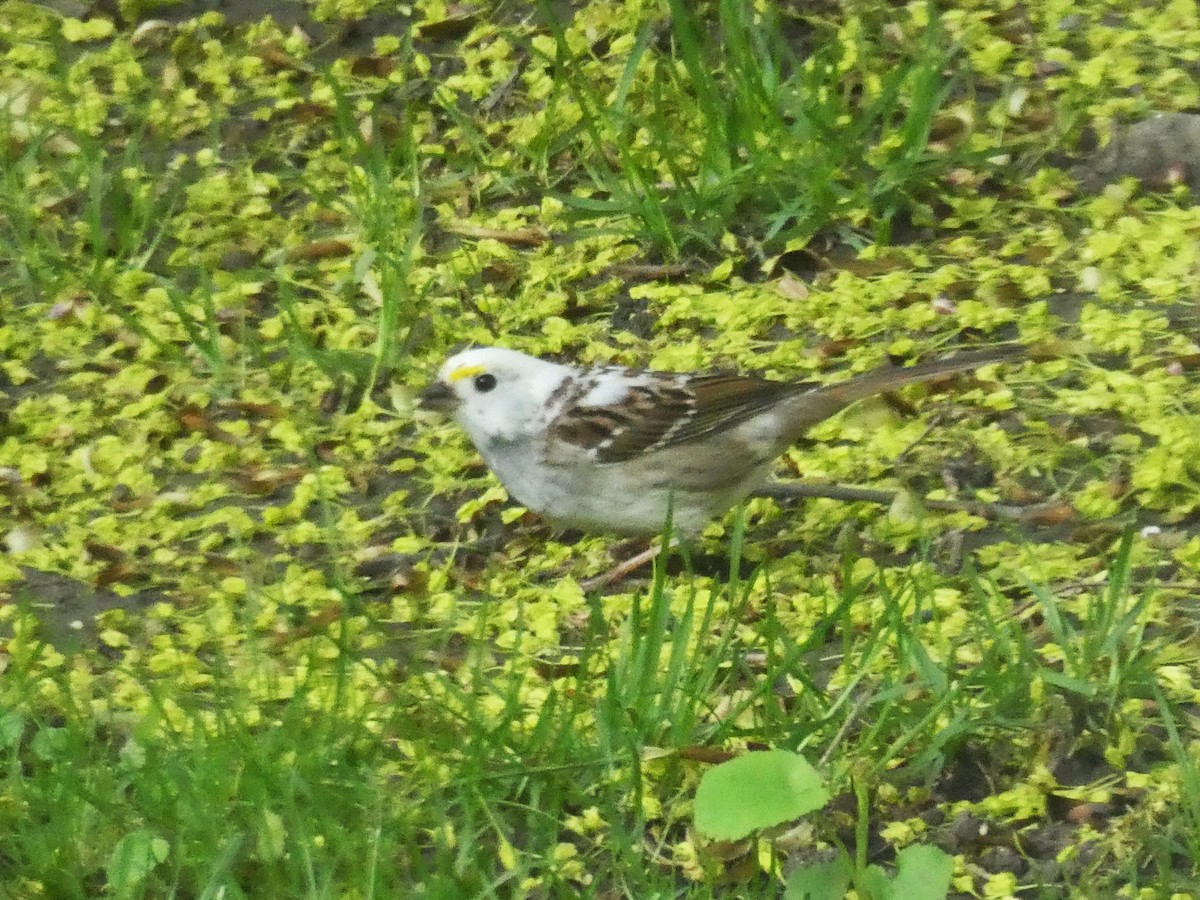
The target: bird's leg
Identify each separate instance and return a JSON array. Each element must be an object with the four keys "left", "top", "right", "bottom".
[
  {"left": 579, "top": 537, "right": 682, "bottom": 592},
  {"left": 755, "top": 481, "right": 1061, "bottom": 522}
]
